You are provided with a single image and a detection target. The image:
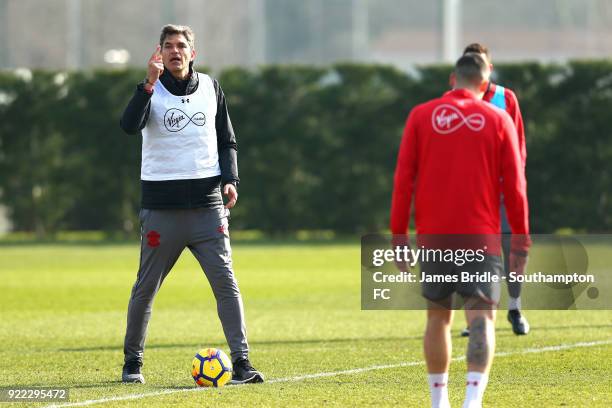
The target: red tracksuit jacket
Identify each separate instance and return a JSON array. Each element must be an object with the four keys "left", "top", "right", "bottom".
[
  {"left": 483, "top": 82, "right": 526, "bottom": 168},
  {"left": 390, "top": 89, "right": 530, "bottom": 251}
]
